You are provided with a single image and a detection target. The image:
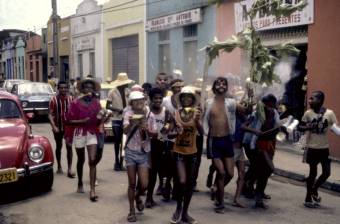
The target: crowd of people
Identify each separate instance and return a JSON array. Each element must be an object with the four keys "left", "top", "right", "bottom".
[{"left": 47, "top": 72, "right": 339, "bottom": 223}]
